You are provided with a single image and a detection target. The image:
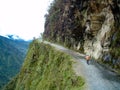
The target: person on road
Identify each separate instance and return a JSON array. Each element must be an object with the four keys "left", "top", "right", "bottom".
[{"left": 85, "top": 55, "right": 91, "bottom": 65}]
